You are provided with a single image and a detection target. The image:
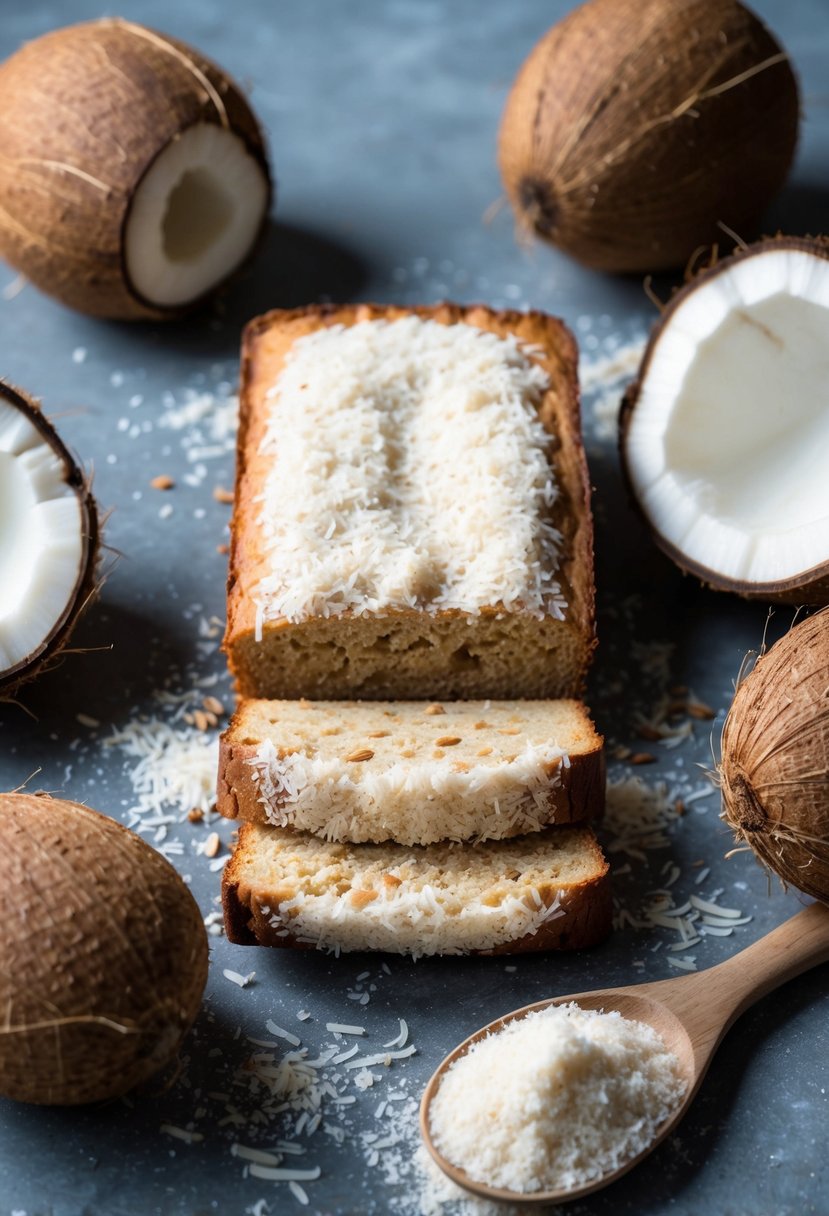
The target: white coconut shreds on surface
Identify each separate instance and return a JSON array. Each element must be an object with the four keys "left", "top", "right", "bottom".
[
  {"left": 104, "top": 680, "right": 233, "bottom": 869},
  {"left": 605, "top": 776, "right": 751, "bottom": 971},
  {"left": 427, "top": 1003, "right": 685, "bottom": 1195},
  {"left": 107, "top": 685, "right": 222, "bottom": 825},
  {"left": 579, "top": 335, "right": 647, "bottom": 442},
  {"left": 253, "top": 317, "right": 567, "bottom": 629},
  {"left": 247, "top": 738, "right": 567, "bottom": 843}
]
